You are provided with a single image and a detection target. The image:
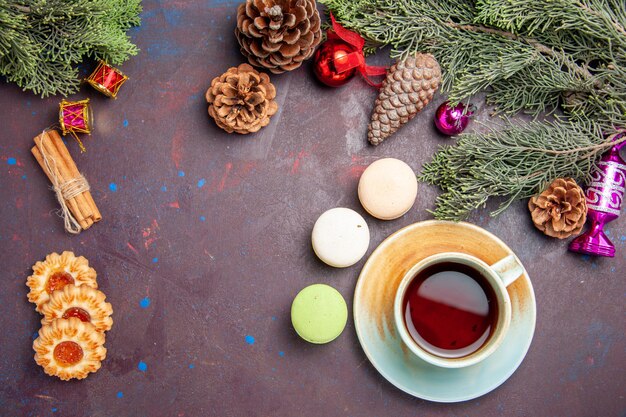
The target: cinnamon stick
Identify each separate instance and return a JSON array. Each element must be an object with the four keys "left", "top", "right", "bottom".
[
  {"left": 31, "top": 141, "right": 91, "bottom": 230},
  {"left": 48, "top": 131, "right": 101, "bottom": 222},
  {"left": 38, "top": 133, "right": 93, "bottom": 227},
  {"left": 31, "top": 130, "right": 101, "bottom": 231}
]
